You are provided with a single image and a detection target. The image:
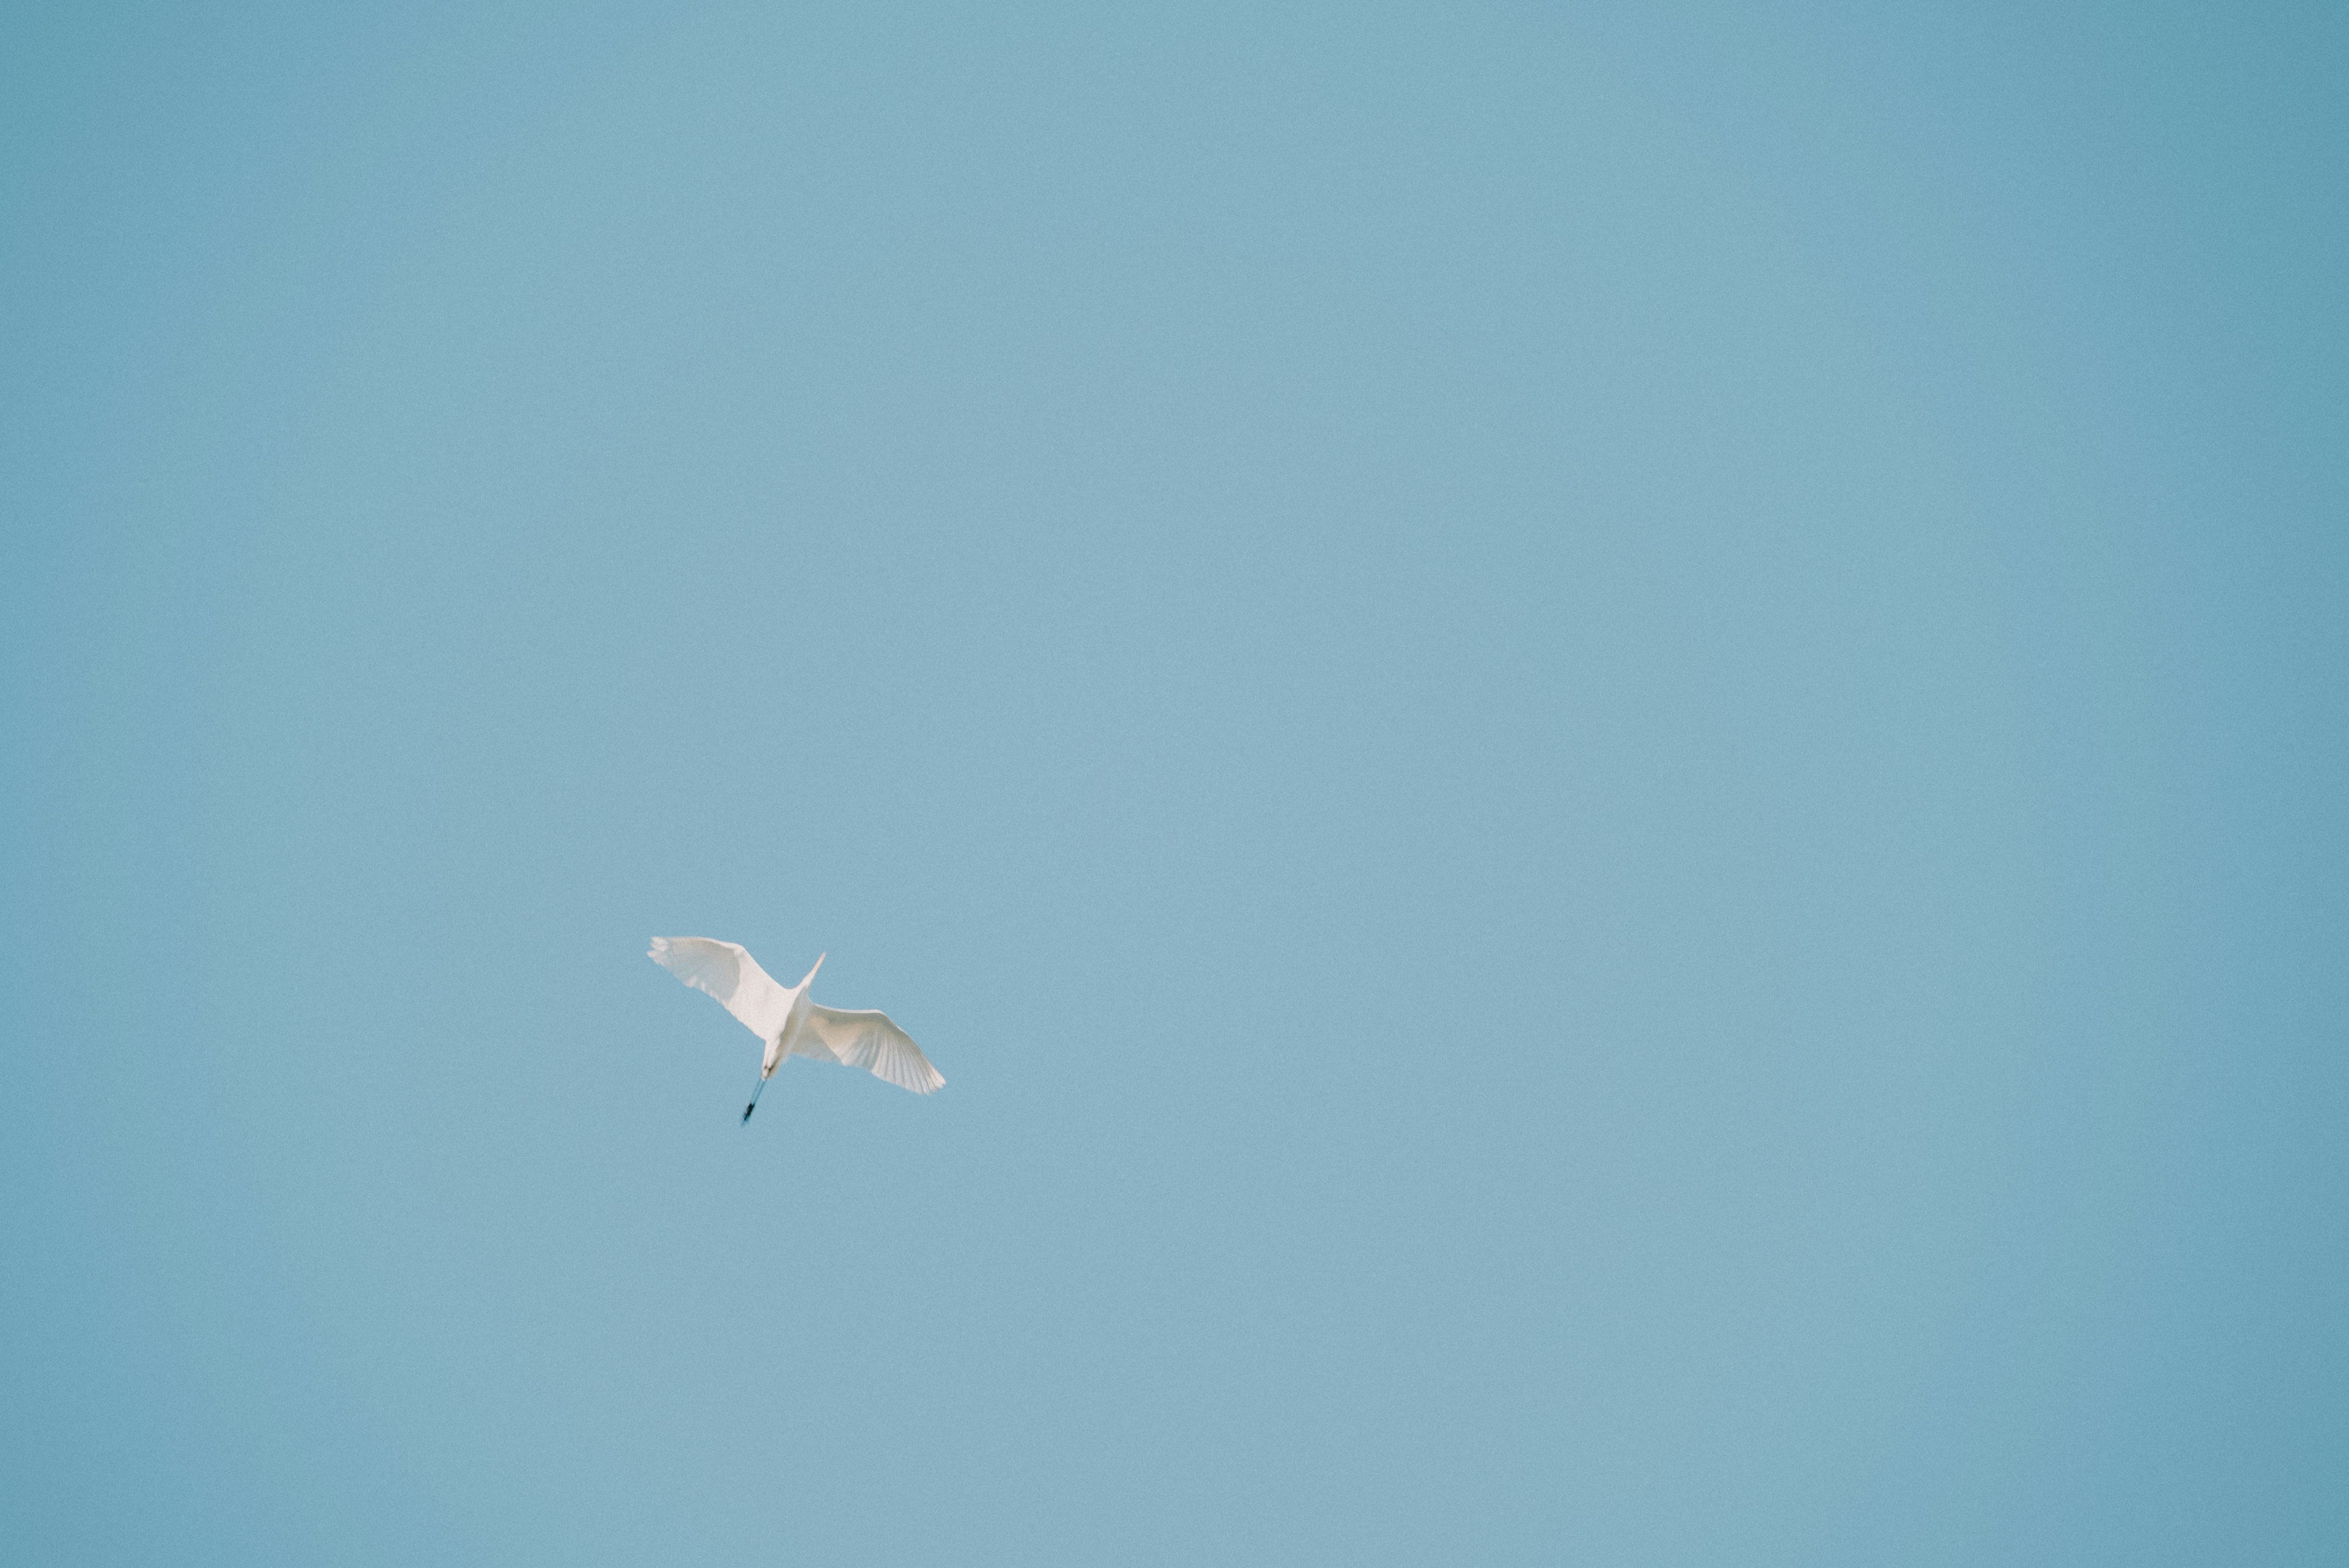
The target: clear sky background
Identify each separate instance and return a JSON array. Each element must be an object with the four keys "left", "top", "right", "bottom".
[{"left": 4, "top": 2, "right": 2343, "bottom": 1562}]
